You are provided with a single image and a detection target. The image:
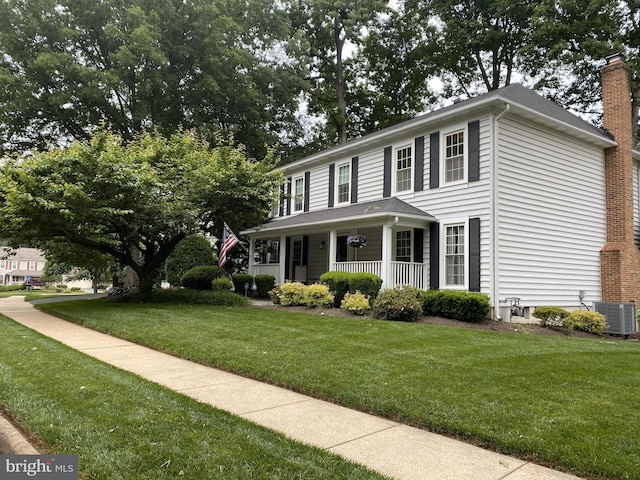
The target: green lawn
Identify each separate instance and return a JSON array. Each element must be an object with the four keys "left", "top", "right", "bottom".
[
  {"left": 37, "top": 299, "right": 640, "bottom": 480},
  {"left": 0, "top": 314, "right": 385, "bottom": 480}
]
